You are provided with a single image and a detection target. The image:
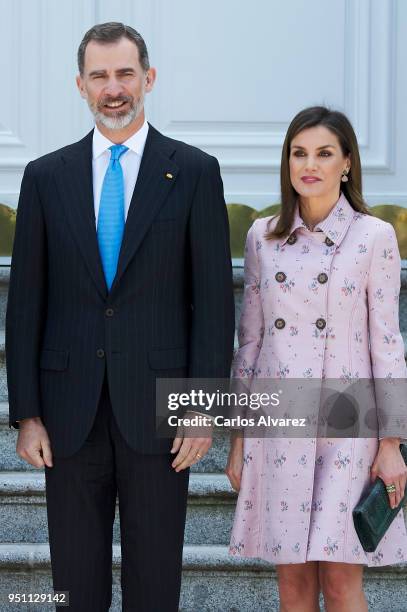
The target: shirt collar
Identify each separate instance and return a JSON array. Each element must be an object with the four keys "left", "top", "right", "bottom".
[
  {"left": 92, "top": 119, "right": 149, "bottom": 160},
  {"left": 281, "top": 192, "right": 356, "bottom": 247}
]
